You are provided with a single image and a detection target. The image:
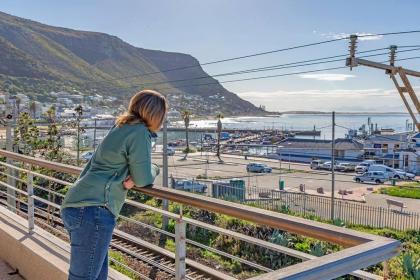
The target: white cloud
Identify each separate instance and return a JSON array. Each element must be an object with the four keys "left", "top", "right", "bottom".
[
  {"left": 238, "top": 88, "right": 392, "bottom": 98},
  {"left": 236, "top": 88, "right": 405, "bottom": 112},
  {"left": 321, "top": 32, "right": 383, "bottom": 41},
  {"left": 299, "top": 73, "right": 355, "bottom": 81}
]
